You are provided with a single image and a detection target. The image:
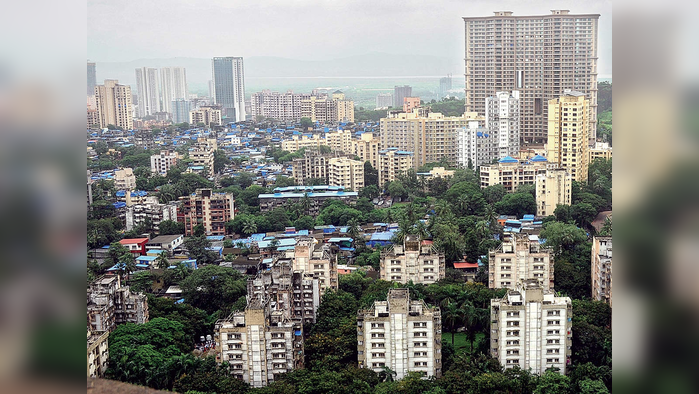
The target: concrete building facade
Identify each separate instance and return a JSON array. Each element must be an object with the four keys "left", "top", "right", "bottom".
[
  {"left": 546, "top": 91, "right": 590, "bottom": 182},
  {"left": 463, "top": 10, "right": 599, "bottom": 143},
  {"left": 94, "top": 80, "right": 133, "bottom": 130},
  {"left": 488, "top": 233, "right": 554, "bottom": 291},
  {"left": 150, "top": 150, "right": 179, "bottom": 176},
  {"left": 87, "top": 328, "right": 109, "bottom": 377},
  {"left": 281, "top": 135, "right": 325, "bottom": 153},
  {"left": 258, "top": 186, "right": 358, "bottom": 215},
  {"left": 188, "top": 139, "right": 215, "bottom": 175},
  {"left": 189, "top": 106, "right": 222, "bottom": 127},
  {"left": 177, "top": 188, "right": 235, "bottom": 236},
  {"left": 479, "top": 155, "right": 556, "bottom": 192},
  {"left": 135, "top": 67, "right": 160, "bottom": 118},
  {"left": 535, "top": 168, "right": 572, "bottom": 217},
  {"left": 125, "top": 201, "right": 179, "bottom": 232},
  {"left": 171, "top": 98, "right": 190, "bottom": 124},
  {"left": 378, "top": 148, "right": 413, "bottom": 186},
  {"left": 114, "top": 168, "right": 136, "bottom": 191},
  {"left": 353, "top": 132, "right": 381, "bottom": 169},
  {"left": 394, "top": 85, "right": 412, "bottom": 108},
  {"left": 591, "top": 236, "right": 612, "bottom": 307},
  {"left": 380, "top": 236, "right": 445, "bottom": 284},
  {"left": 212, "top": 57, "right": 246, "bottom": 122},
  {"left": 589, "top": 141, "right": 612, "bottom": 163},
  {"left": 328, "top": 157, "right": 364, "bottom": 191},
  {"left": 456, "top": 120, "right": 498, "bottom": 169},
  {"left": 486, "top": 91, "right": 520, "bottom": 158},
  {"left": 357, "top": 289, "right": 442, "bottom": 379},
  {"left": 376, "top": 93, "right": 393, "bottom": 109},
  {"left": 159, "top": 66, "right": 188, "bottom": 114},
  {"left": 87, "top": 276, "right": 149, "bottom": 334},
  {"left": 293, "top": 237, "right": 339, "bottom": 293},
  {"left": 490, "top": 280, "right": 572, "bottom": 374}
]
